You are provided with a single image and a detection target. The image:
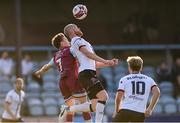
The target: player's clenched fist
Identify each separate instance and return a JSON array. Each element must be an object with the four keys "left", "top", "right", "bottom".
[
  {"left": 112, "top": 58, "right": 118, "bottom": 65},
  {"left": 105, "top": 60, "right": 114, "bottom": 65}
]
